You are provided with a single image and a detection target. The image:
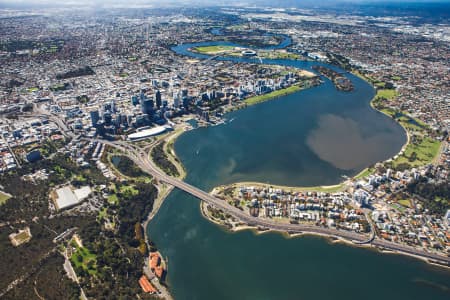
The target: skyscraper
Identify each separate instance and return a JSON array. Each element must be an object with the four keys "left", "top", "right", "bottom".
[
  {"left": 131, "top": 95, "right": 139, "bottom": 106},
  {"left": 103, "top": 112, "right": 112, "bottom": 126},
  {"left": 156, "top": 90, "right": 162, "bottom": 109},
  {"left": 90, "top": 110, "right": 100, "bottom": 127},
  {"left": 141, "top": 99, "right": 154, "bottom": 115},
  {"left": 173, "top": 90, "right": 180, "bottom": 108}
]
